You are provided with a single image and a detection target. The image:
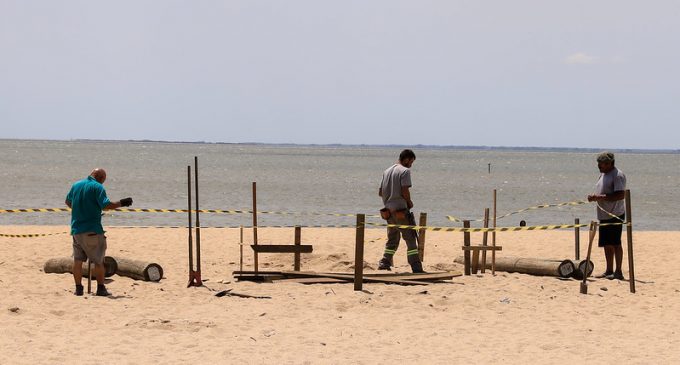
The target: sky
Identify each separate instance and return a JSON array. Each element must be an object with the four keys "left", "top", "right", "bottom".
[{"left": 1, "top": 1, "right": 678, "bottom": 149}]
